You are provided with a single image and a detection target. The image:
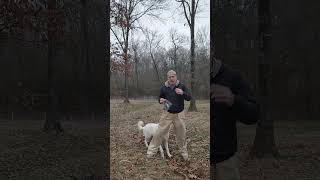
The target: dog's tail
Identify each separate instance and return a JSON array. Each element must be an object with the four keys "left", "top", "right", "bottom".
[{"left": 137, "top": 121, "right": 144, "bottom": 131}]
